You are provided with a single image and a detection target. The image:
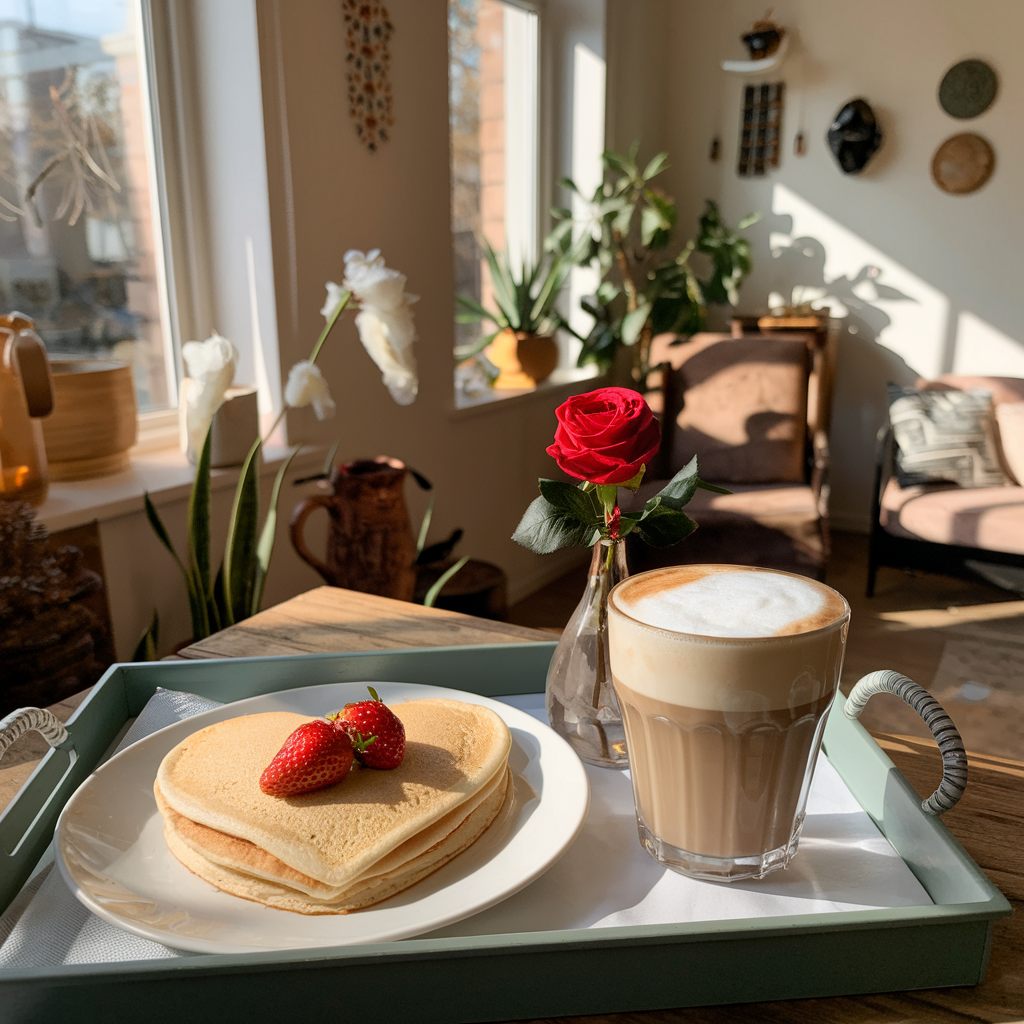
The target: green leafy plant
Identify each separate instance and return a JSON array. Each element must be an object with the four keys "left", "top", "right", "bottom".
[
  {"left": 455, "top": 241, "right": 573, "bottom": 359},
  {"left": 549, "top": 143, "right": 760, "bottom": 383}
]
